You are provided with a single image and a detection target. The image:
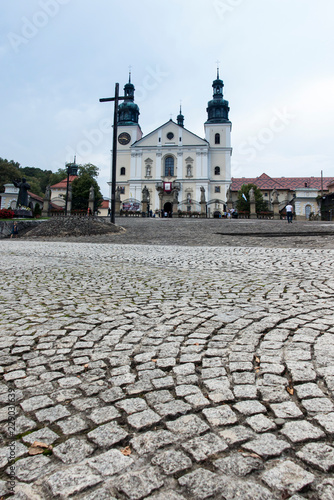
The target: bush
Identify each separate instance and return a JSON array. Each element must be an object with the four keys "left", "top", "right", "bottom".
[
  {"left": 33, "top": 203, "right": 42, "bottom": 217},
  {"left": 0, "top": 208, "right": 15, "bottom": 219}
]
